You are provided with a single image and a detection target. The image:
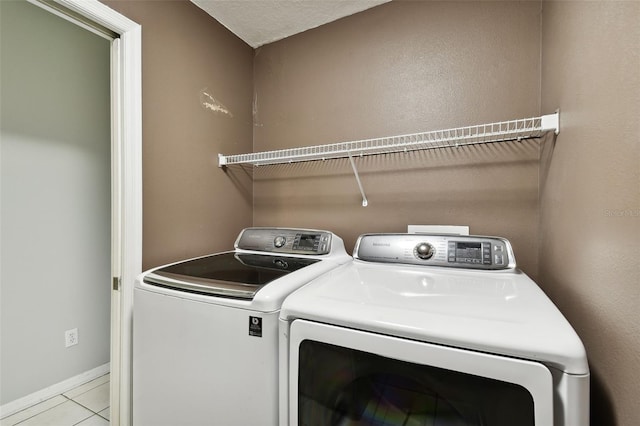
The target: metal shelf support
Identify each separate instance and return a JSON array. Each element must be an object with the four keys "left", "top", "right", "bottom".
[{"left": 348, "top": 152, "right": 368, "bottom": 207}]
